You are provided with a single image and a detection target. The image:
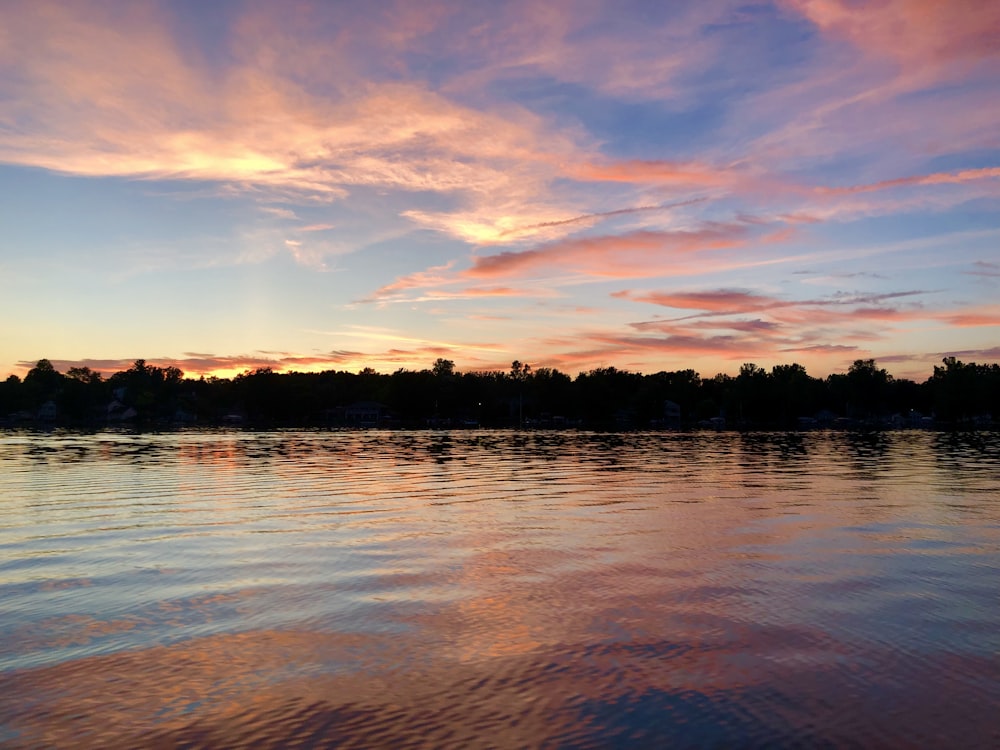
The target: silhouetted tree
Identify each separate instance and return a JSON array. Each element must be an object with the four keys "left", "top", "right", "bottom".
[
  {"left": 4, "top": 355, "right": 999, "bottom": 428},
  {"left": 23, "top": 359, "right": 65, "bottom": 410},
  {"left": 432, "top": 358, "right": 456, "bottom": 378},
  {"left": 926, "top": 357, "right": 997, "bottom": 423},
  {"left": 736, "top": 363, "right": 768, "bottom": 424},
  {"left": 845, "top": 359, "right": 892, "bottom": 418},
  {"left": 770, "top": 363, "right": 817, "bottom": 425}
]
